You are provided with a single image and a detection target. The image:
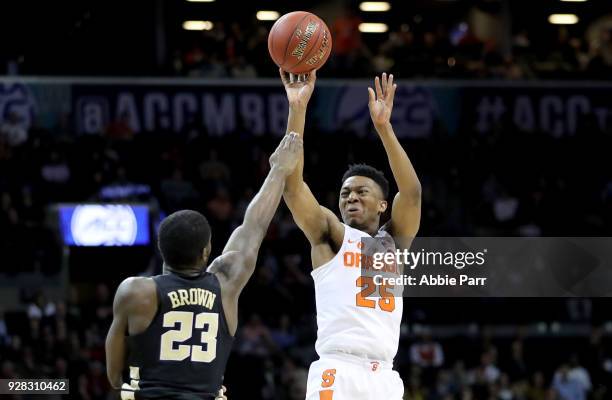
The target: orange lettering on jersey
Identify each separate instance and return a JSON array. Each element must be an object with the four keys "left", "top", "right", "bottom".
[
  {"left": 319, "top": 390, "right": 334, "bottom": 400},
  {"left": 321, "top": 369, "right": 336, "bottom": 388},
  {"left": 343, "top": 251, "right": 355, "bottom": 267}
]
